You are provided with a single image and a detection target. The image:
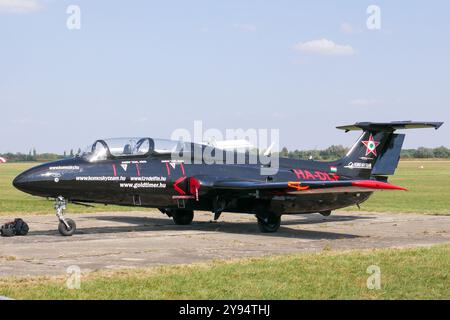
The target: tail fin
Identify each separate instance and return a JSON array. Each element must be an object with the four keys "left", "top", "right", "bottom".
[{"left": 335, "top": 121, "right": 443, "bottom": 179}]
